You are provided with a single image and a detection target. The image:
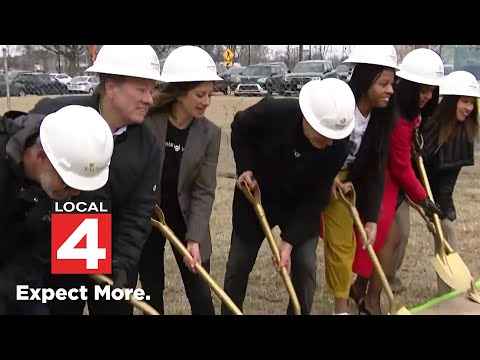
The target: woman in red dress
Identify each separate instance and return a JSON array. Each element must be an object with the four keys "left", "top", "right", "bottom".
[{"left": 349, "top": 48, "right": 445, "bottom": 315}]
